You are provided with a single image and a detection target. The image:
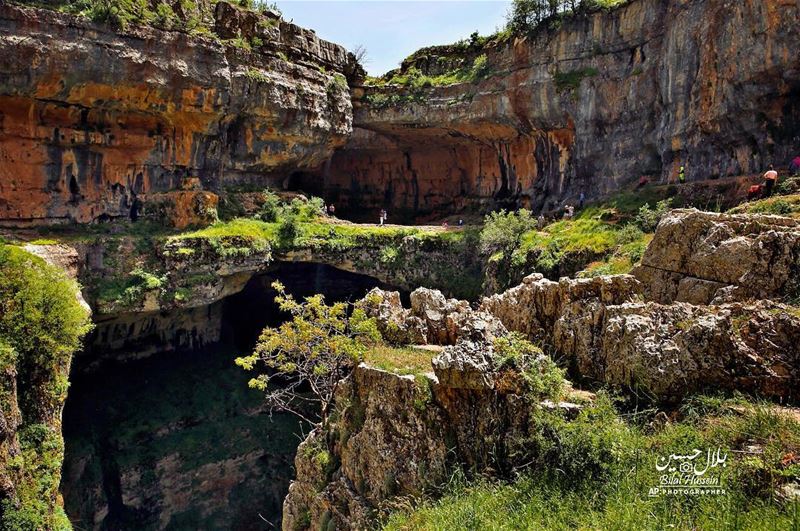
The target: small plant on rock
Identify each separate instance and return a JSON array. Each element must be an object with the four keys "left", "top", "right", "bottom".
[
  {"left": 634, "top": 198, "right": 672, "bottom": 232},
  {"left": 493, "top": 333, "right": 565, "bottom": 400}
]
